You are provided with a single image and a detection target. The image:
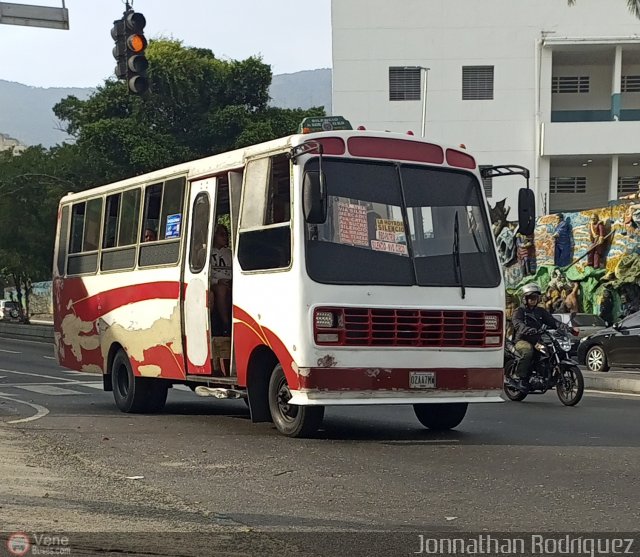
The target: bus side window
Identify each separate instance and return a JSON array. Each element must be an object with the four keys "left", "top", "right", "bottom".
[
  {"left": 238, "top": 153, "right": 292, "bottom": 271},
  {"left": 141, "top": 183, "right": 163, "bottom": 242},
  {"left": 103, "top": 194, "right": 120, "bottom": 249}
]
